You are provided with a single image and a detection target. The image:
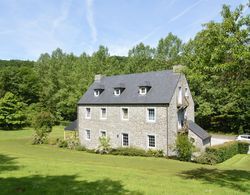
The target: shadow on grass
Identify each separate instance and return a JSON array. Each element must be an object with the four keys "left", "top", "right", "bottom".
[
  {"left": 0, "top": 175, "right": 142, "bottom": 194},
  {"left": 0, "top": 154, "right": 19, "bottom": 173},
  {"left": 178, "top": 168, "right": 250, "bottom": 193}
]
